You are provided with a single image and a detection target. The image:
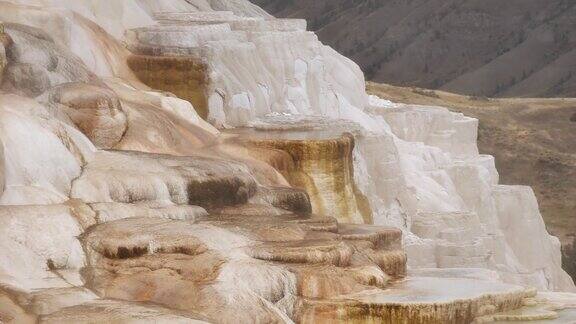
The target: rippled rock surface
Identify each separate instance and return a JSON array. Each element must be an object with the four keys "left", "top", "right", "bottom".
[{"left": 0, "top": 1, "right": 575, "bottom": 323}]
